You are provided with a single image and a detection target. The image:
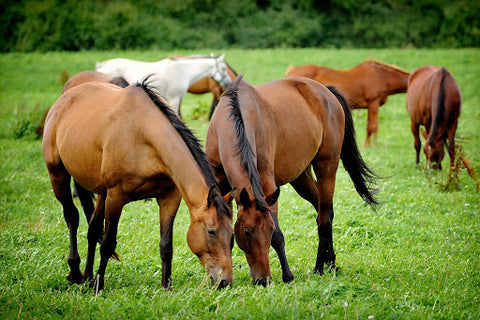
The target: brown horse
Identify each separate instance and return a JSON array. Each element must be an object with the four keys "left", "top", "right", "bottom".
[
  {"left": 206, "top": 75, "right": 378, "bottom": 285},
  {"left": 406, "top": 65, "right": 461, "bottom": 170},
  {"left": 285, "top": 59, "right": 410, "bottom": 146},
  {"left": 36, "top": 71, "right": 128, "bottom": 136},
  {"left": 42, "top": 79, "right": 235, "bottom": 293}
]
